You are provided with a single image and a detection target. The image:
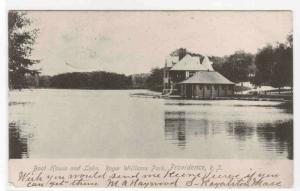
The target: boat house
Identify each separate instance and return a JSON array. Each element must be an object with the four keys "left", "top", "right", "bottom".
[{"left": 163, "top": 48, "right": 235, "bottom": 99}]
